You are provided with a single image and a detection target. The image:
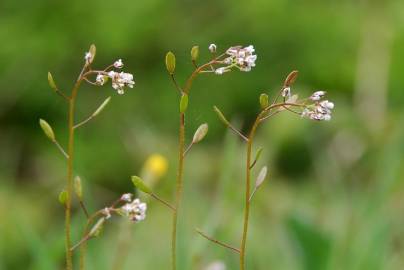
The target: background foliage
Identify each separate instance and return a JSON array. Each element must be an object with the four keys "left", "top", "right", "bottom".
[{"left": 1, "top": 0, "right": 404, "bottom": 269}]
